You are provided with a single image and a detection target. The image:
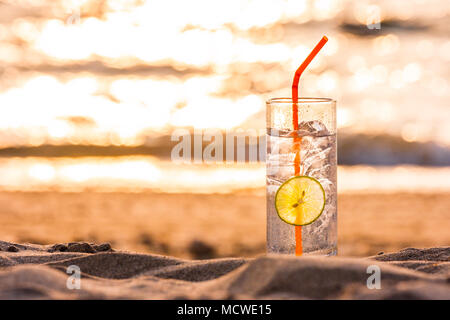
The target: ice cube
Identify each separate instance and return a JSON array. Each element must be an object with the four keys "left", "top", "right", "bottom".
[{"left": 297, "top": 120, "right": 329, "bottom": 136}]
